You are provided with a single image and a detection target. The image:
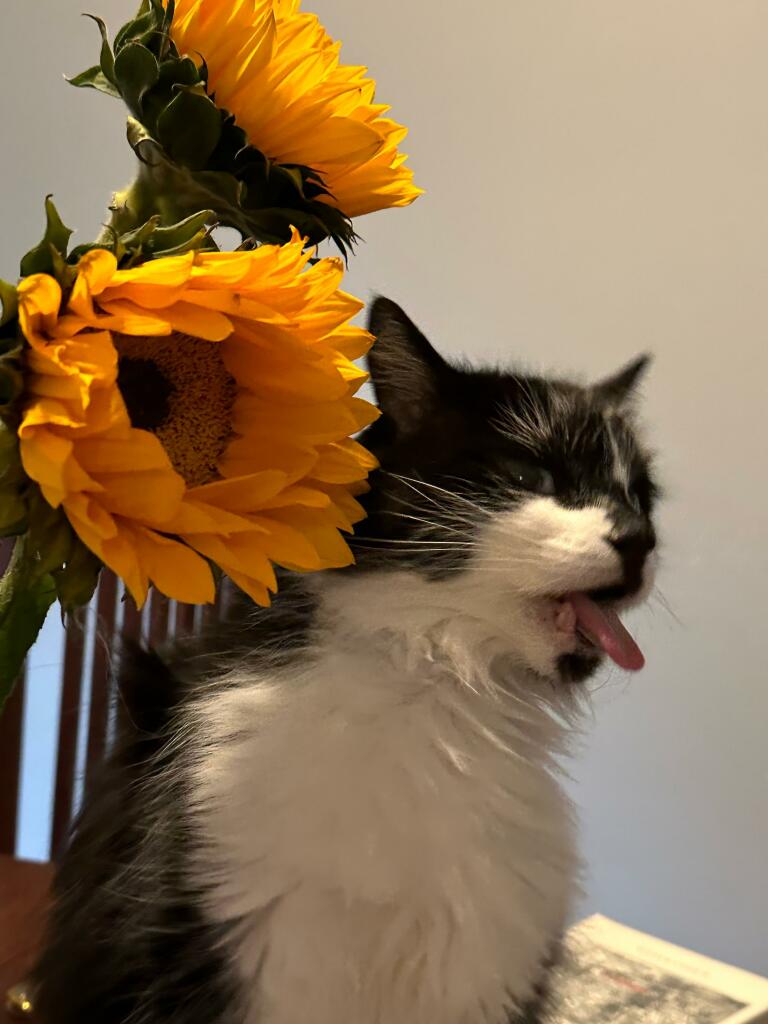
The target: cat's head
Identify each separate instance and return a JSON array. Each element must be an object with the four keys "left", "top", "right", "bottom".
[{"left": 351, "top": 297, "right": 659, "bottom": 685}]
